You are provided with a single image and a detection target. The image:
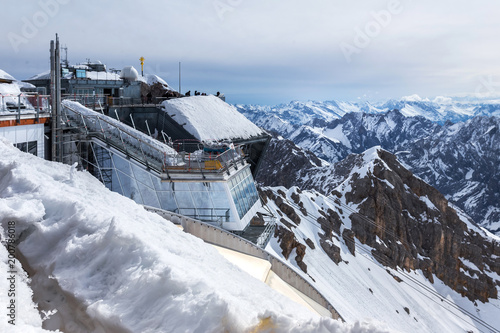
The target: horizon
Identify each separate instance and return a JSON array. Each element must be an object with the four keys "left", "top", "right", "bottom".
[{"left": 2, "top": 1, "right": 500, "bottom": 105}]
